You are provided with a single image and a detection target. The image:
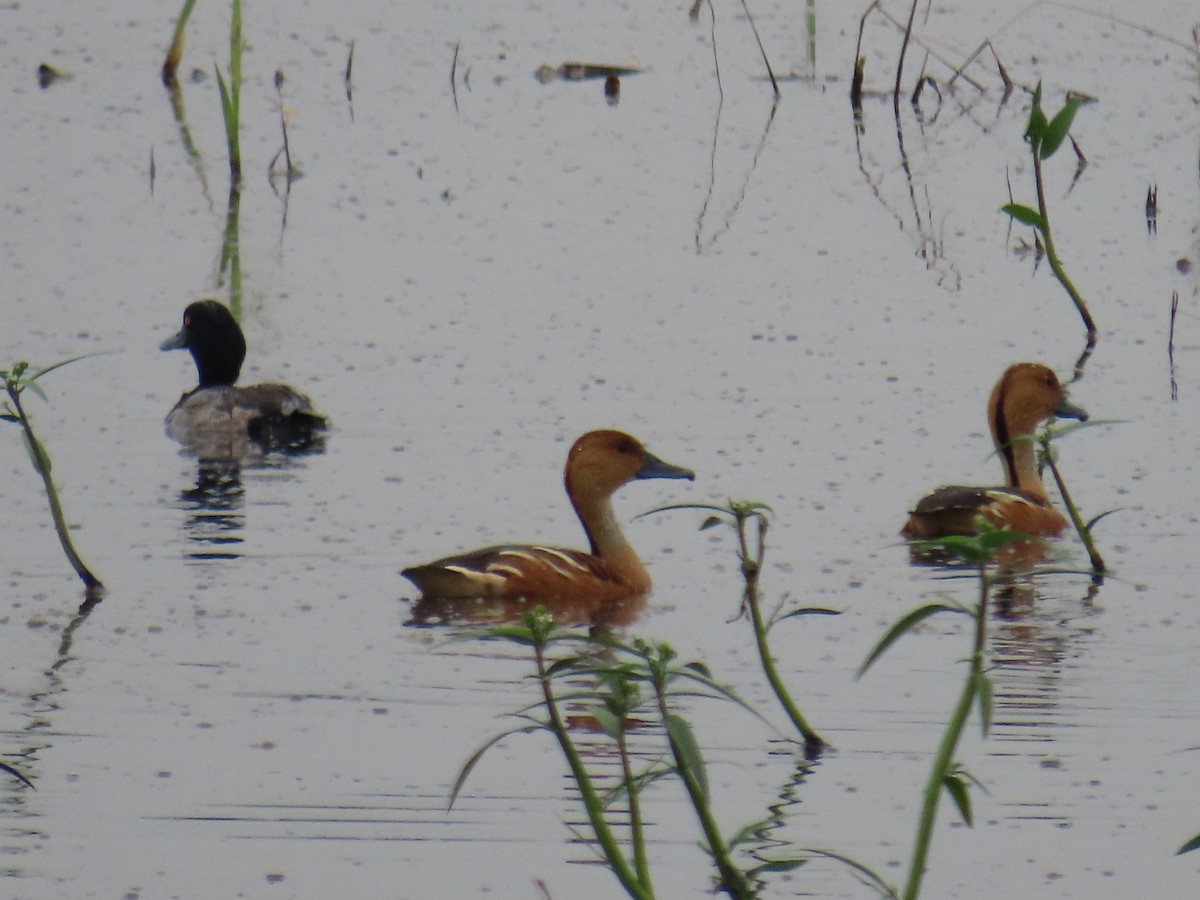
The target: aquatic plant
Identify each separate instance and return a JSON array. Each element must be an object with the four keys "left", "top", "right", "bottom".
[
  {"left": 214, "top": 0, "right": 244, "bottom": 191},
  {"left": 0, "top": 759, "right": 34, "bottom": 791},
  {"left": 1, "top": 359, "right": 103, "bottom": 599},
  {"left": 1002, "top": 82, "right": 1097, "bottom": 347},
  {"left": 860, "top": 522, "right": 1025, "bottom": 900},
  {"left": 161, "top": 0, "right": 199, "bottom": 85},
  {"left": 1035, "top": 419, "right": 1106, "bottom": 573},
  {"left": 648, "top": 500, "right": 833, "bottom": 758},
  {"left": 450, "top": 607, "right": 796, "bottom": 898}
]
